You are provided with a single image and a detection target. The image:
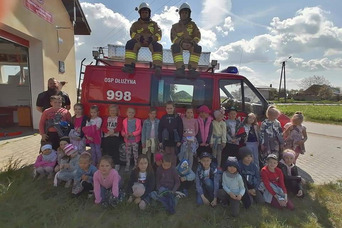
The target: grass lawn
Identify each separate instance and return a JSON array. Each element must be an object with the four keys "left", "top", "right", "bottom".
[
  {"left": 276, "top": 105, "right": 342, "bottom": 125},
  {"left": 1, "top": 160, "right": 341, "bottom": 228}
]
